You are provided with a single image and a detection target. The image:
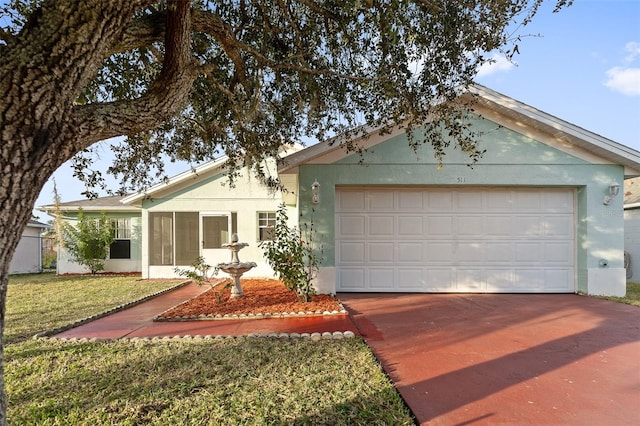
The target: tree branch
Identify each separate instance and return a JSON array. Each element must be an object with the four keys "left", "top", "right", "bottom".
[{"left": 74, "top": 0, "right": 197, "bottom": 143}]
